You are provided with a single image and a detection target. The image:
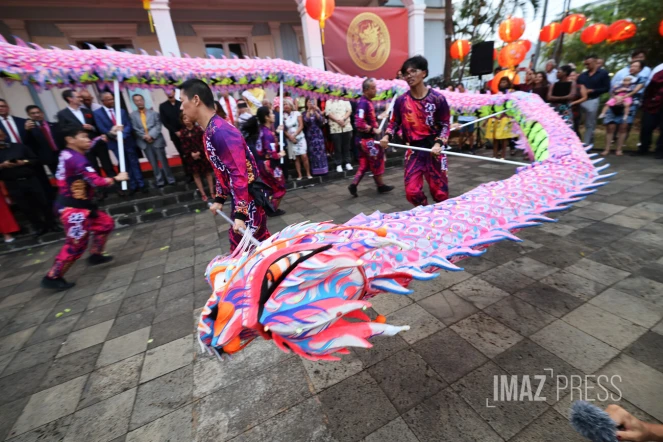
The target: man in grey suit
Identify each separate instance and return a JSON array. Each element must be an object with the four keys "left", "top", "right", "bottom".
[{"left": 130, "top": 94, "right": 176, "bottom": 187}]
